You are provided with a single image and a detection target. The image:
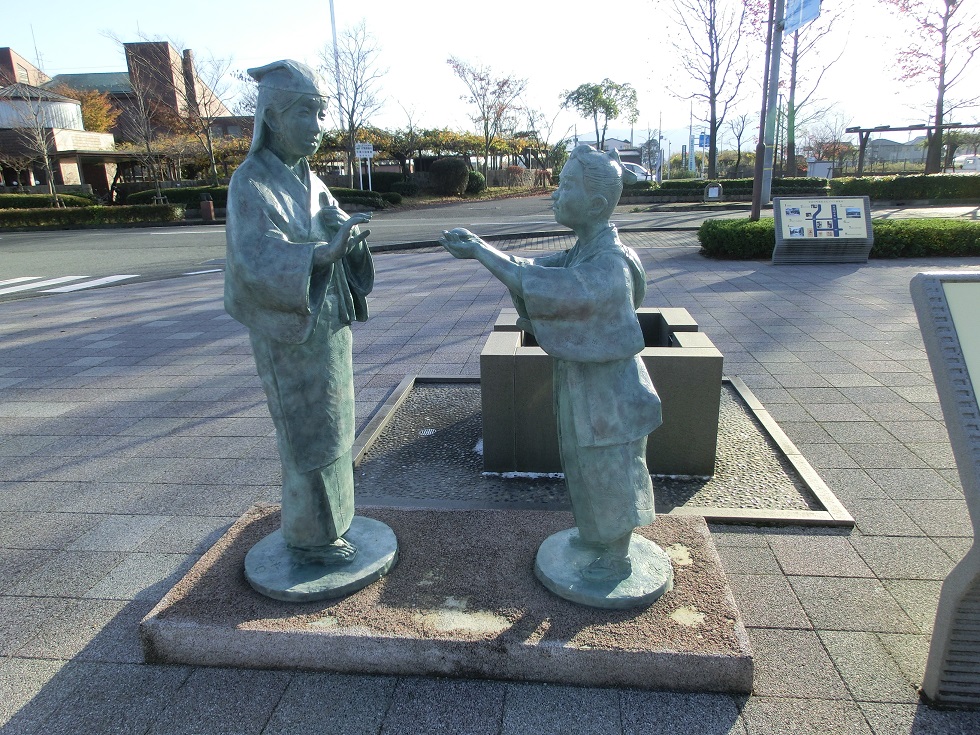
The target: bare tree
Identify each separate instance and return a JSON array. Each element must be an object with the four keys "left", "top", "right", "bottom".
[
  {"left": 879, "top": 0, "right": 980, "bottom": 173},
  {"left": 726, "top": 111, "right": 751, "bottom": 176},
  {"left": 447, "top": 57, "right": 528, "bottom": 177},
  {"left": 123, "top": 41, "right": 233, "bottom": 185},
  {"left": 13, "top": 91, "right": 60, "bottom": 204},
  {"left": 320, "top": 21, "right": 386, "bottom": 187},
  {"left": 670, "top": 0, "right": 750, "bottom": 178},
  {"left": 0, "top": 149, "right": 37, "bottom": 189},
  {"left": 802, "top": 112, "right": 856, "bottom": 173}
]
